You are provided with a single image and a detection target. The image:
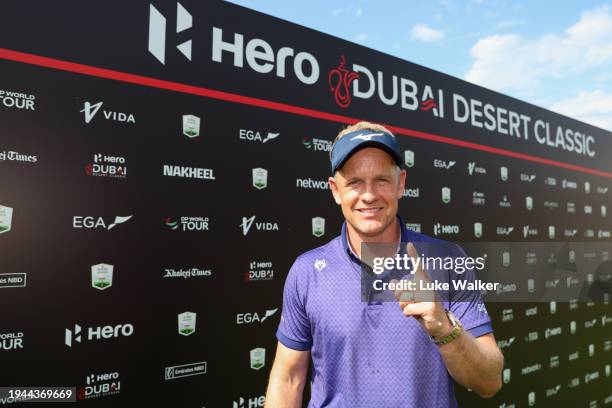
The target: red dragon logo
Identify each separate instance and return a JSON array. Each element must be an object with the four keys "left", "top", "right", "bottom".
[{"left": 328, "top": 55, "right": 360, "bottom": 108}]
